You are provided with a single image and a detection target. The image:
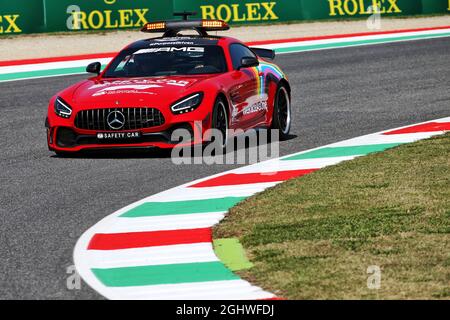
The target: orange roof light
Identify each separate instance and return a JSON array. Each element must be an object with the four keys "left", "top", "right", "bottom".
[
  {"left": 143, "top": 22, "right": 166, "bottom": 32},
  {"left": 201, "top": 20, "right": 228, "bottom": 30},
  {"left": 141, "top": 19, "right": 230, "bottom": 34}
]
